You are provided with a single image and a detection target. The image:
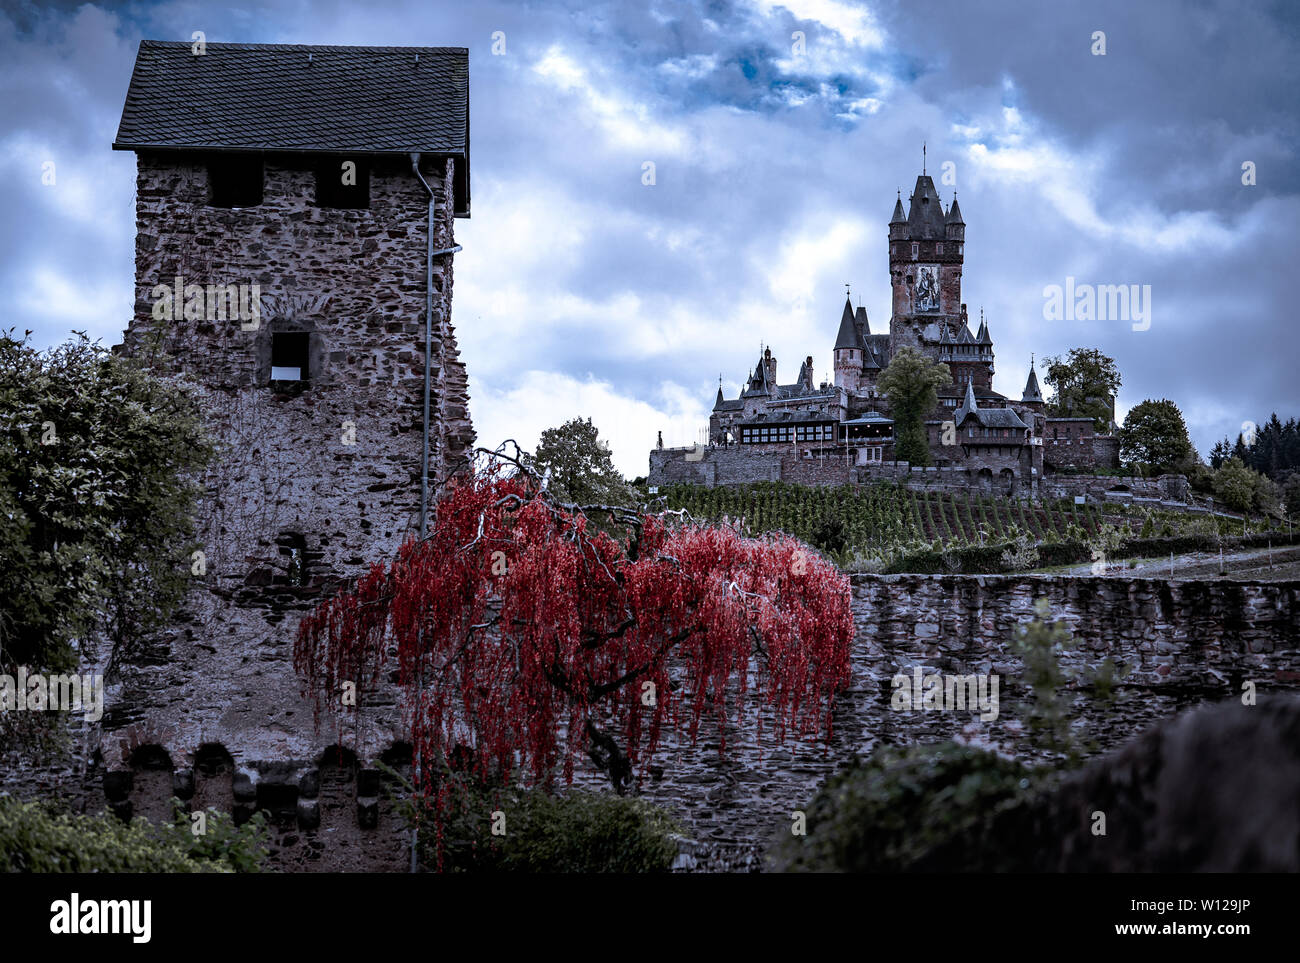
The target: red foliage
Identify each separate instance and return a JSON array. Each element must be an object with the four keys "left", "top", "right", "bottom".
[{"left": 294, "top": 468, "right": 854, "bottom": 797}]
